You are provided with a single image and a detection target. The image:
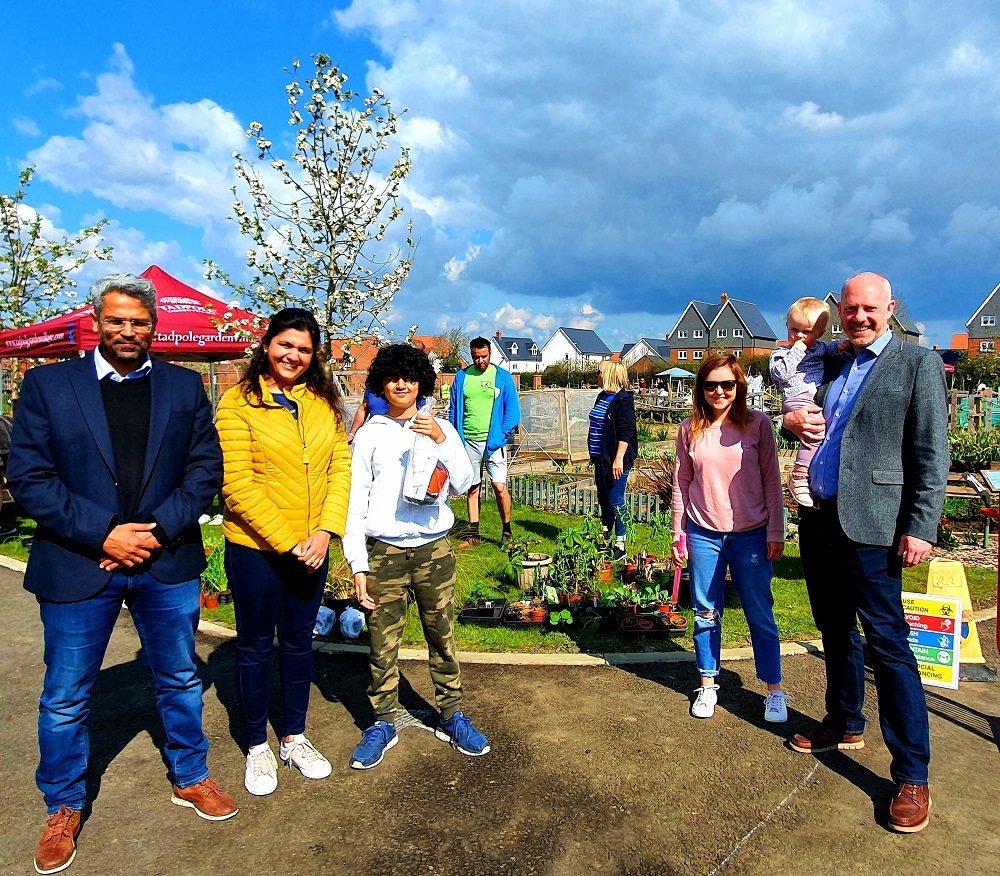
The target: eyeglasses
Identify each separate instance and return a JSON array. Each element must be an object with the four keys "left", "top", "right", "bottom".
[
  {"left": 100, "top": 318, "right": 154, "bottom": 334},
  {"left": 702, "top": 380, "right": 737, "bottom": 392}
]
